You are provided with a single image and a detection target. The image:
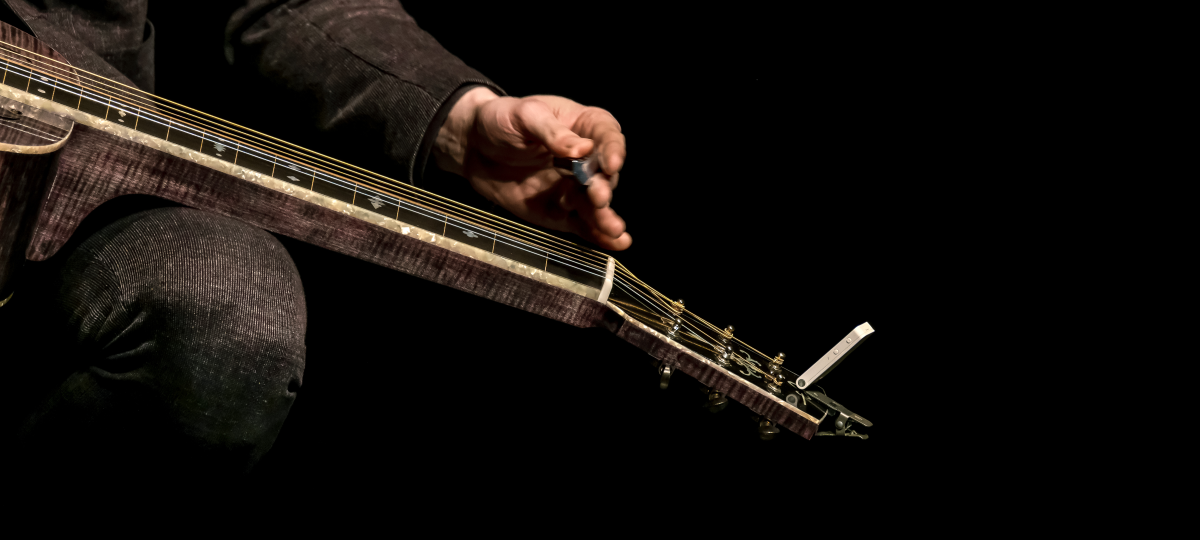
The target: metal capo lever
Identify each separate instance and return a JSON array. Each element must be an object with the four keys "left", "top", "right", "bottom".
[
  {"left": 794, "top": 322, "right": 876, "bottom": 439},
  {"left": 806, "top": 390, "right": 872, "bottom": 439}
]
